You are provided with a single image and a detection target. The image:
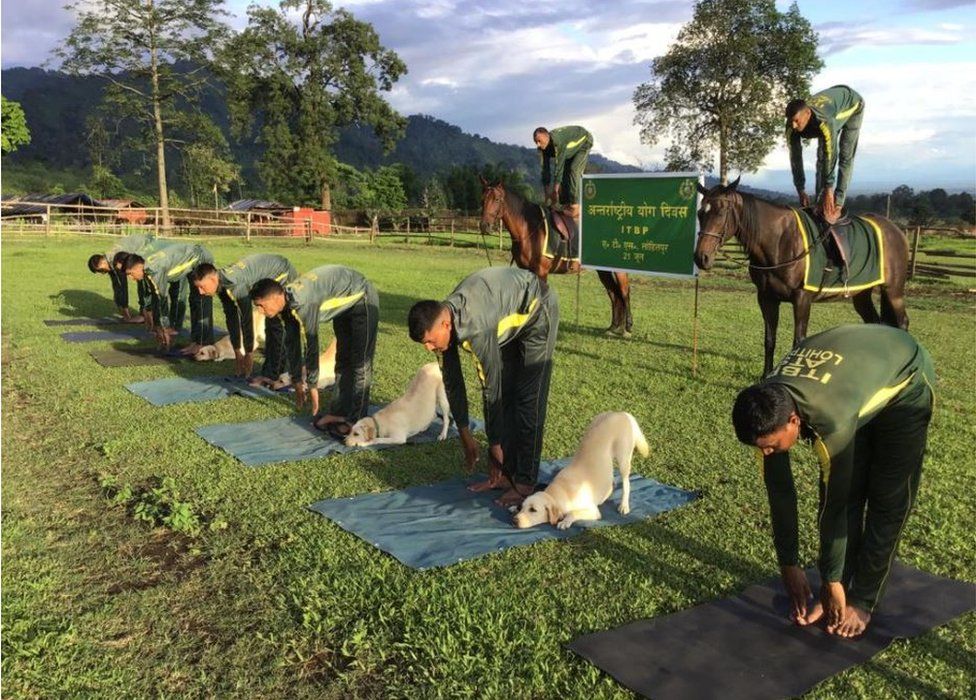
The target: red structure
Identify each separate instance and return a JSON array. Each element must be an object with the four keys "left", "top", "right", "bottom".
[{"left": 285, "top": 207, "right": 331, "bottom": 237}]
